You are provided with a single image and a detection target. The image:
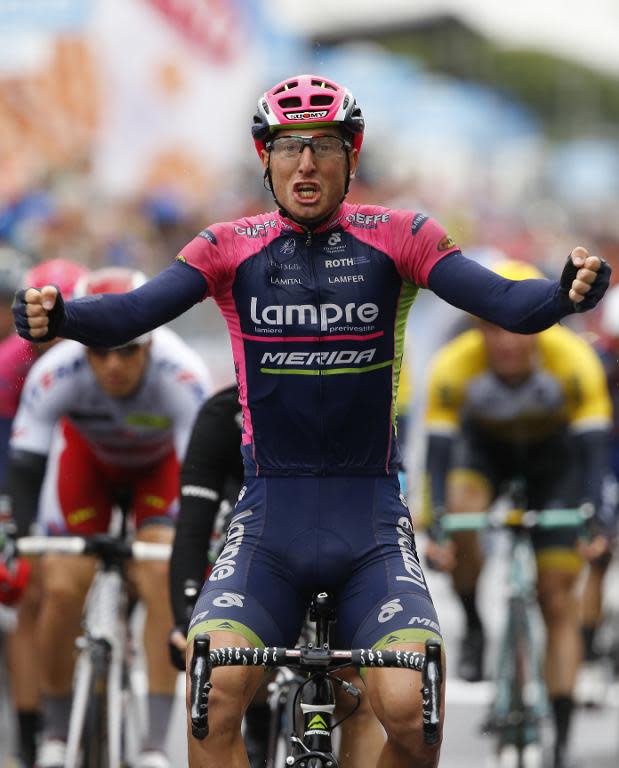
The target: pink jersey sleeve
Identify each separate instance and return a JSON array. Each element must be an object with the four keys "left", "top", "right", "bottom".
[
  {"left": 176, "top": 222, "right": 239, "bottom": 299},
  {"left": 389, "top": 210, "right": 461, "bottom": 287}
]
